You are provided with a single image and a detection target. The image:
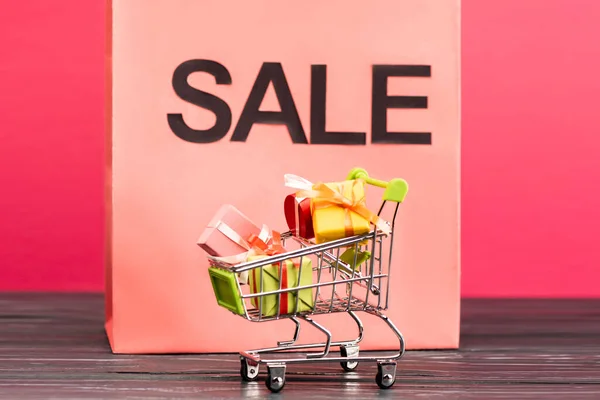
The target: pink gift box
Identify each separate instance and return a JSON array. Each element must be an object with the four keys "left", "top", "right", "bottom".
[{"left": 197, "top": 204, "right": 261, "bottom": 258}]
